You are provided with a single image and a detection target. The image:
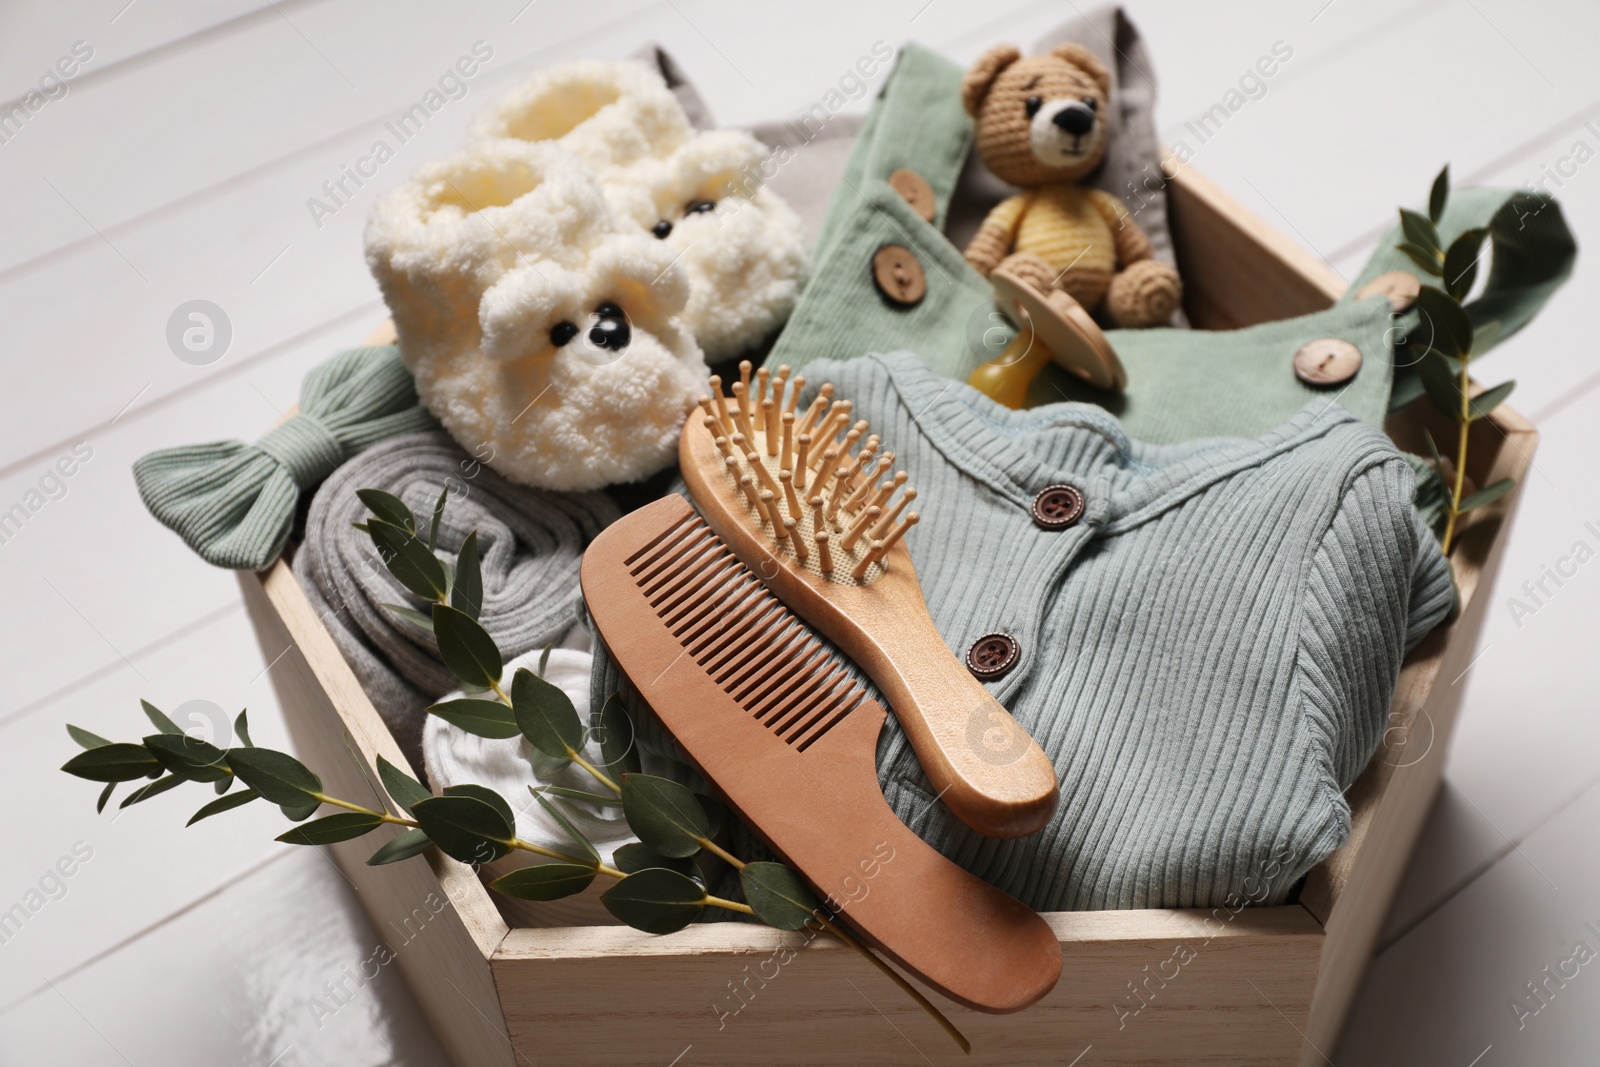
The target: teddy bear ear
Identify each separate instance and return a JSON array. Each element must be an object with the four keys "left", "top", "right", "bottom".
[
  {"left": 961, "top": 44, "right": 1021, "bottom": 117},
  {"left": 1048, "top": 42, "right": 1111, "bottom": 97}
]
